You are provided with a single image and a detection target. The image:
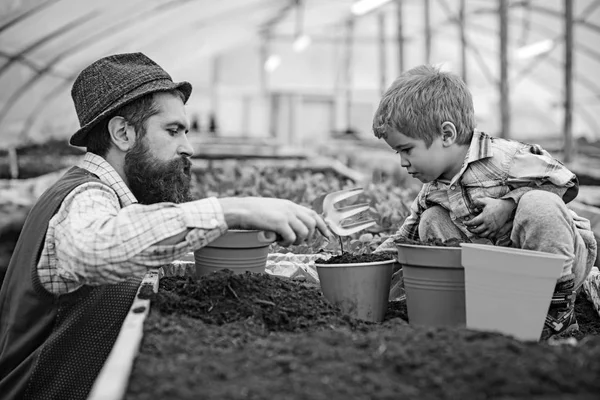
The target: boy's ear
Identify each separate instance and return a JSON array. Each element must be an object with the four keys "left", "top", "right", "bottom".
[
  {"left": 440, "top": 121, "right": 458, "bottom": 147},
  {"left": 107, "top": 116, "right": 136, "bottom": 152}
]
